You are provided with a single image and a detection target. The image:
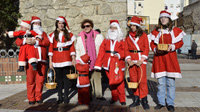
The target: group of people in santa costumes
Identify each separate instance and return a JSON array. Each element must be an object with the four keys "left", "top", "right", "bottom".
[{"left": 6, "top": 9, "right": 184, "bottom": 111}]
